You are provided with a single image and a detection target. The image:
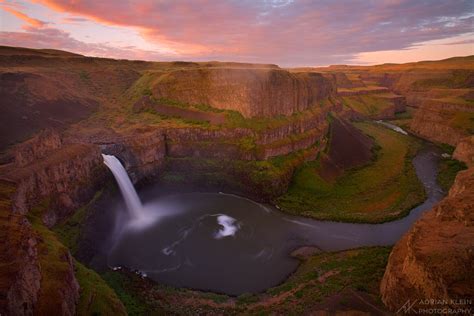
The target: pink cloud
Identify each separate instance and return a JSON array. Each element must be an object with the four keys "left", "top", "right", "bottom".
[
  {"left": 2, "top": 0, "right": 473, "bottom": 65},
  {"left": 0, "top": 26, "right": 172, "bottom": 61}
]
